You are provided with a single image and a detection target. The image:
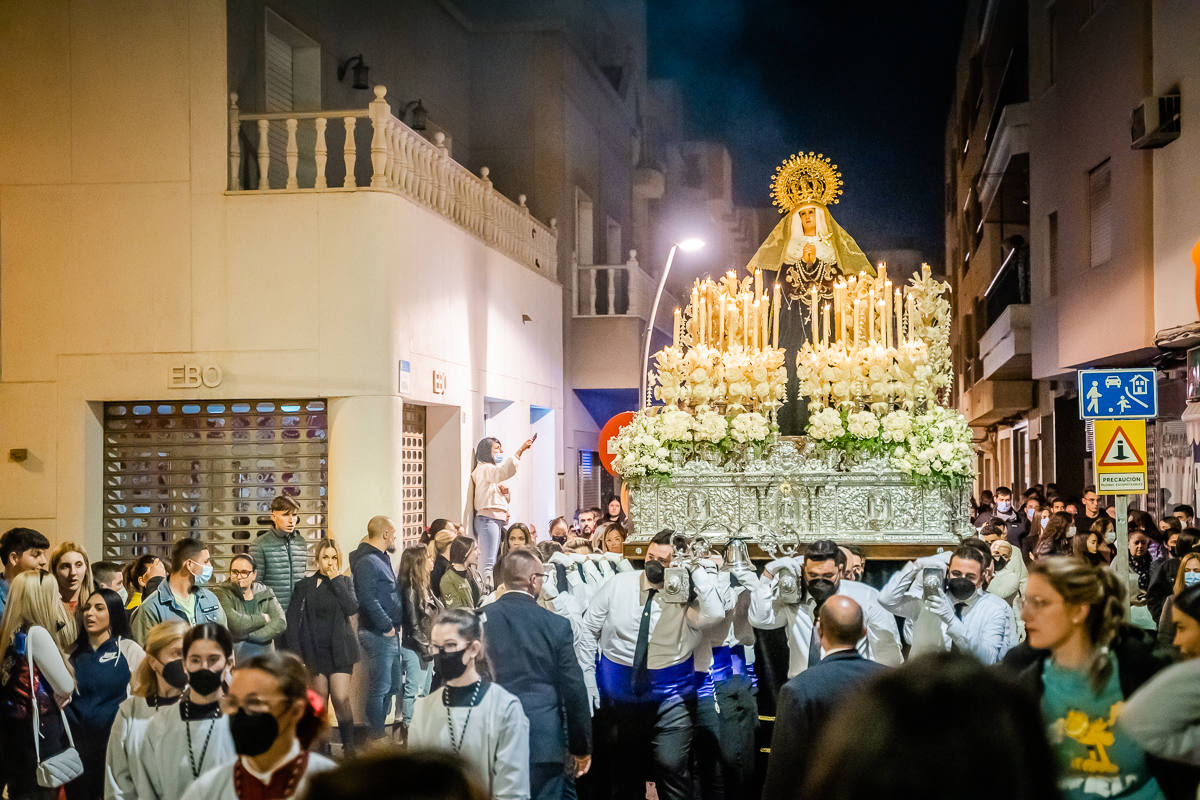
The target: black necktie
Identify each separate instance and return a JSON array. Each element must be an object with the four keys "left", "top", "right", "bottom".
[
  {"left": 955, "top": 602, "right": 966, "bottom": 620},
  {"left": 632, "top": 588, "right": 658, "bottom": 696},
  {"left": 807, "top": 620, "right": 822, "bottom": 668}
]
